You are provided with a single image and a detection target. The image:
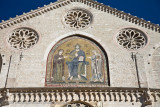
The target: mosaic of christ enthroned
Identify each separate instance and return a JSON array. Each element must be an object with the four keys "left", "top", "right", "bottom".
[{"left": 45, "top": 36, "right": 109, "bottom": 87}]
